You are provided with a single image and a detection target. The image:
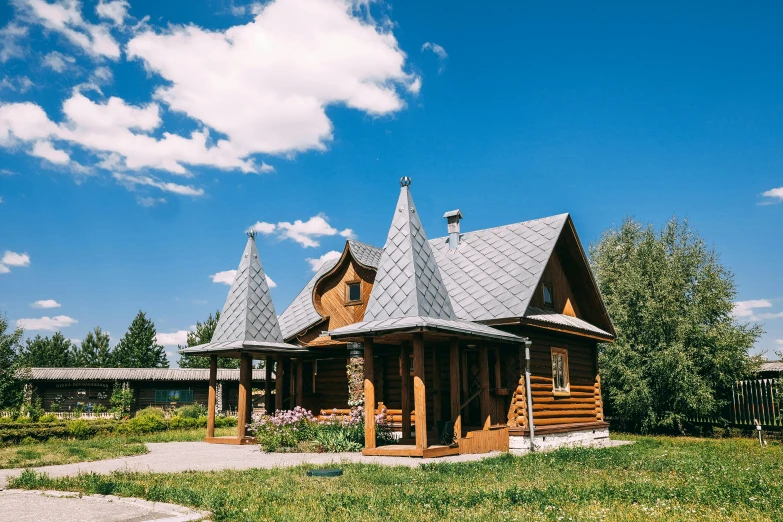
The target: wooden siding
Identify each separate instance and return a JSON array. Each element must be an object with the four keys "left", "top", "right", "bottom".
[
  {"left": 530, "top": 249, "right": 581, "bottom": 318},
  {"left": 314, "top": 256, "right": 376, "bottom": 330}
]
